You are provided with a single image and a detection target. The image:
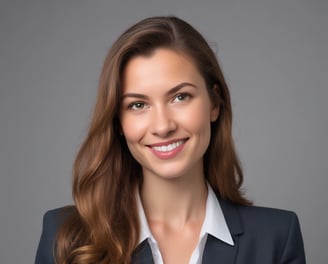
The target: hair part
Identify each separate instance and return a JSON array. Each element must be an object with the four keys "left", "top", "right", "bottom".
[{"left": 55, "top": 16, "right": 251, "bottom": 264}]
